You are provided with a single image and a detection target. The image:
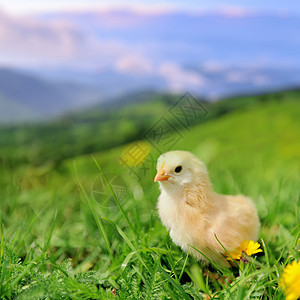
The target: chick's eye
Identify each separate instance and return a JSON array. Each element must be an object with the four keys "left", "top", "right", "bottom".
[{"left": 175, "top": 166, "right": 182, "bottom": 173}]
